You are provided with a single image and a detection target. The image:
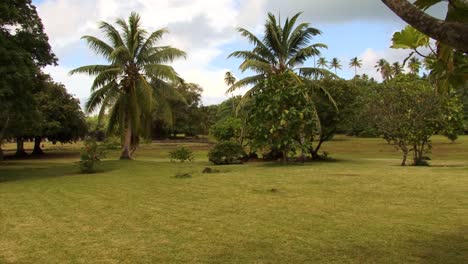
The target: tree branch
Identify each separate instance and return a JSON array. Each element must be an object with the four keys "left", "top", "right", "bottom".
[{"left": 381, "top": 0, "right": 468, "bottom": 52}]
